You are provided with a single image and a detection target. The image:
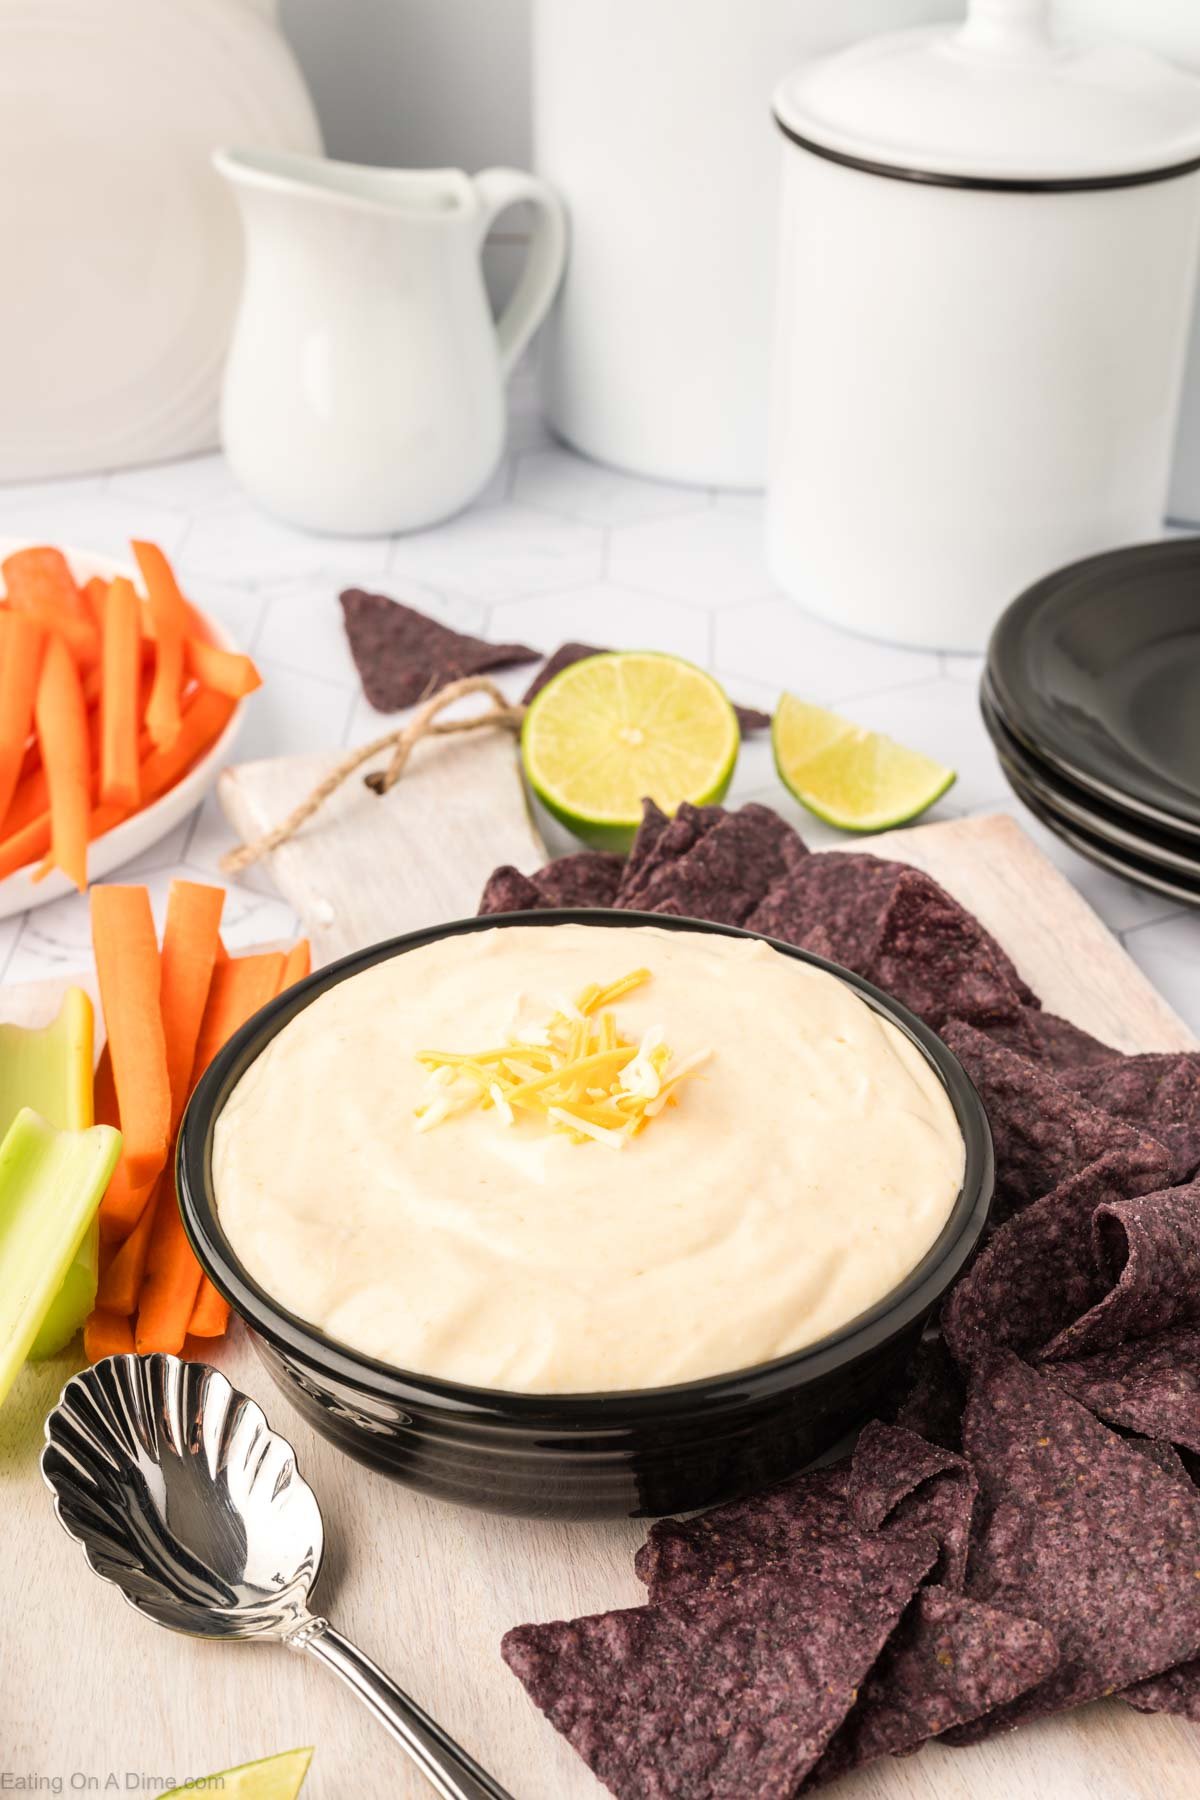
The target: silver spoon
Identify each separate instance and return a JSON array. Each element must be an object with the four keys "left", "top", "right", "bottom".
[{"left": 41, "top": 1353, "right": 511, "bottom": 1800}]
